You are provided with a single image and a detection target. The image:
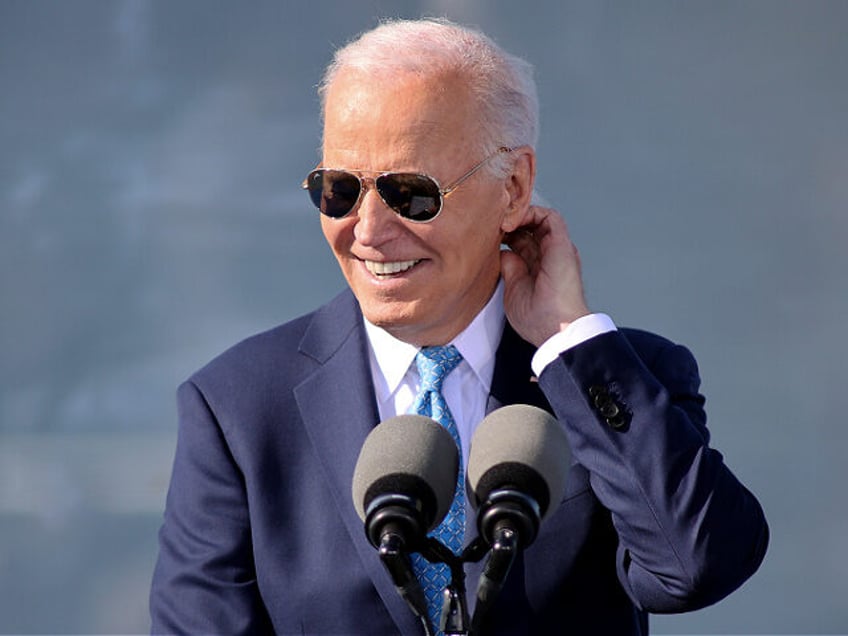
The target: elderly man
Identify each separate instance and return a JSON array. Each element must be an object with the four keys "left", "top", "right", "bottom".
[{"left": 150, "top": 18, "right": 767, "bottom": 635}]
